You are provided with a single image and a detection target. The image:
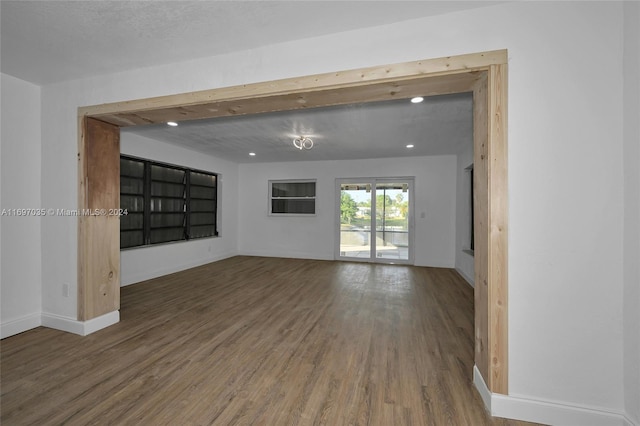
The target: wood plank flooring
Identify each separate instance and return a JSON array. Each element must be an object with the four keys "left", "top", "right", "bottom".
[{"left": 1, "top": 256, "right": 540, "bottom": 425}]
